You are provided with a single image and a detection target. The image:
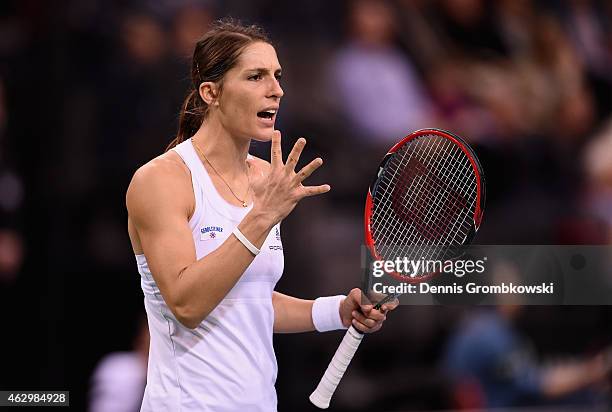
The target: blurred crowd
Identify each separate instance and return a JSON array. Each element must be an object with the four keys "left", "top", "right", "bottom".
[{"left": 0, "top": 0, "right": 611, "bottom": 410}]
